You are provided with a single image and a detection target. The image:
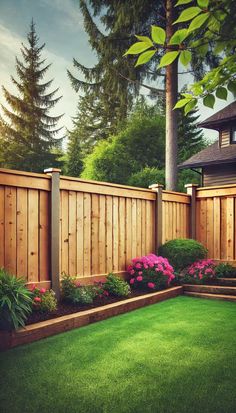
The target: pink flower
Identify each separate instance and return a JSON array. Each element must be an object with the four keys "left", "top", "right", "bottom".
[
  {"left": 75, "top": 281, "right": 81, "bottom": 287},
  {"left": 40, "top": 288, "right": 46, "bottom": 294},
  {"left": 130, "top": 278, "right": 135, "bottom": 285},
  {"left": 135, "top": 263, "right": 142, "bottom": 269},
  {"left": 31, "top": 284, "right": 36, "bottom": 291},
  {"left": 130, "top": 269, "right": 135, "bottom": 275},
  {"left": 103, "top": 290, "right": 109, "bottom": 296},
  {"left": 138, "top": 271, "right": 143, "bottom": 276},
  {"left": 147, "top": 282, "right": 155, "bottom": 289},
  {"left": 136, "top": 275, "right": 143, "bottom": 282},
  {"left": 34, "top": 296, "right": 42, "bottom": 303}
]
